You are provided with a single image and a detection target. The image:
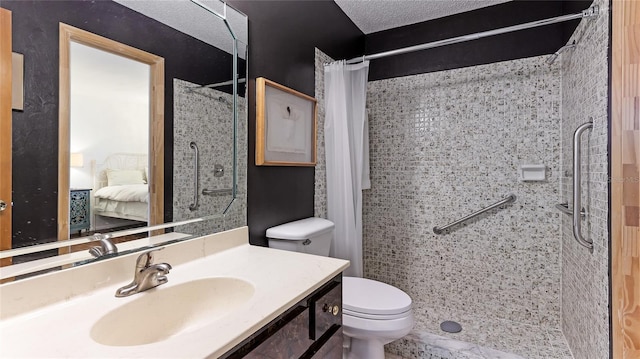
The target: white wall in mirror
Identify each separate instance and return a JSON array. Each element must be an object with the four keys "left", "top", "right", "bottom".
[{"left": 69, "top": 42, "right": 150, "bottom": 190}]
